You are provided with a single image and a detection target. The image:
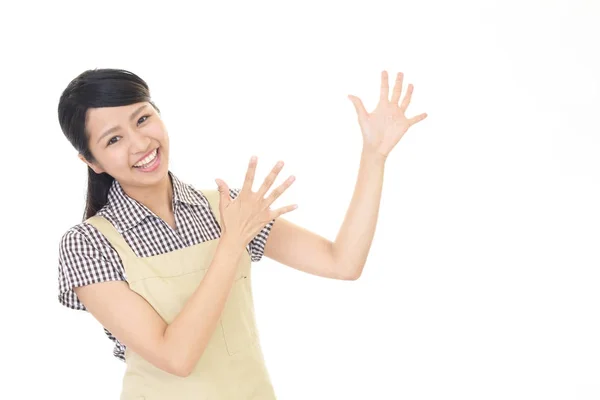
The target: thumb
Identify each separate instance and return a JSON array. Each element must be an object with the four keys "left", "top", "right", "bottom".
[
  {"left": 215, "top": 179, "right": 231, "bottom": 204},
  {"left": 348, "top": 94, "right": 368, "bottom": 120}
]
